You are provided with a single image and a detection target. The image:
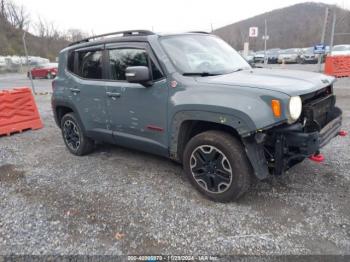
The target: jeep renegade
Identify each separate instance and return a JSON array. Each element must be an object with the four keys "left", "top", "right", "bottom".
[{"left": 52, "top": 30, "right": 343, "bottom": 202}]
